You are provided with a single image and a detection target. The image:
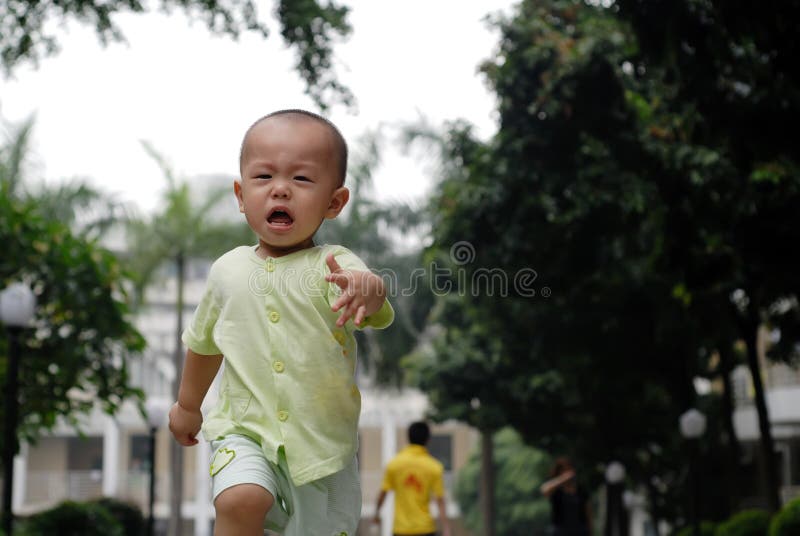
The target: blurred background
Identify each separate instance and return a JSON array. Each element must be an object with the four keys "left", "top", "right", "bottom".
[{"left": 1, "top": 0, "right": 799, "bottom": 535}]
